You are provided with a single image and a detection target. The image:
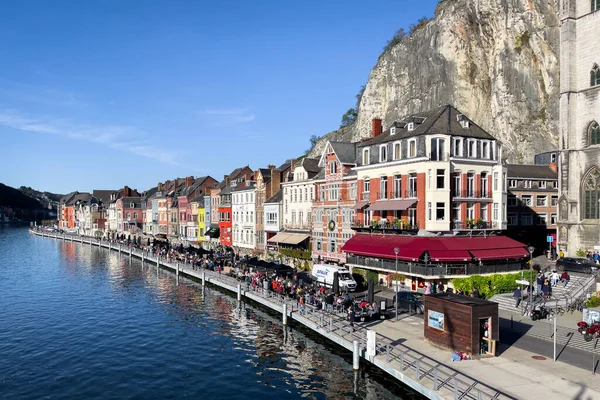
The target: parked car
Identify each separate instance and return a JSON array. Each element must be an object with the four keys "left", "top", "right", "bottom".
[
  {"left": 556, "top": 257, "right": 598, "bottom": 274},
  {"left": 393, "top": 291, "right": 425, "bottom": 314}
]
